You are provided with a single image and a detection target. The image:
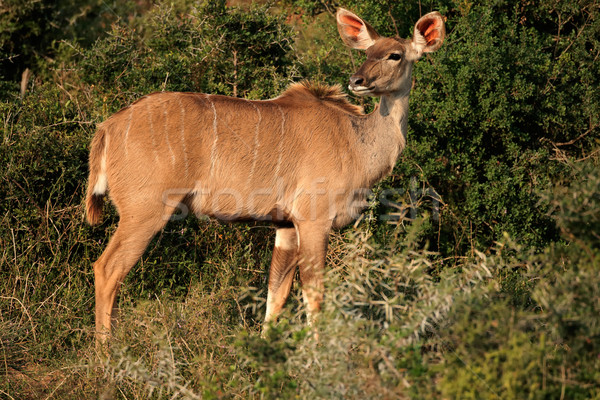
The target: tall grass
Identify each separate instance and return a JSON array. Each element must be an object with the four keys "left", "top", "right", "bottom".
[{"left": 4, "top": 194, "right": 598, "bottom": 399}]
